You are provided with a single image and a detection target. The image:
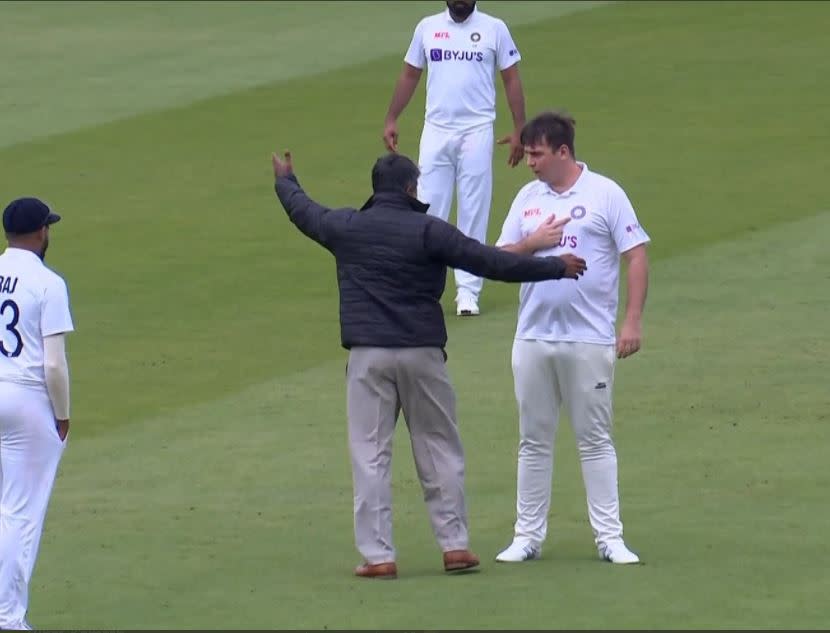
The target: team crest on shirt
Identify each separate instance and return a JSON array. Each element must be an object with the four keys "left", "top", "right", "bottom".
[
  {"left": 570, "top": 205, "right": 587, "bottom": 220},
  {"left": 470, "top": 32, "right": 481, "bottom": 42}
]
